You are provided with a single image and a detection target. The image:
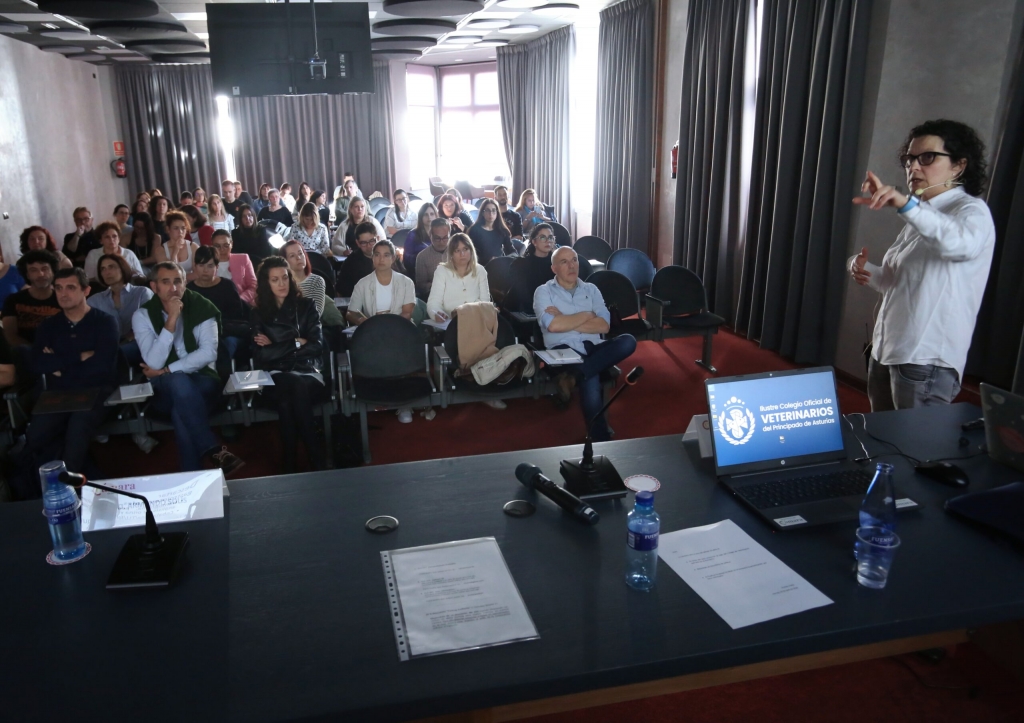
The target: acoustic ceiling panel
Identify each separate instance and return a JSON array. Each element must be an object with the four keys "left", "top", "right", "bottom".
[
  {"left": 382, "top": 0, "right": 484, "bottom": 18},
  {"left": 88, "top": 19, "right": 189, "bottom": 39},
  {"left": 371, "top": 36, "right": 437, "bottom": 51},
  {"left": 373, "top": 18, "right": 457, "bottom": 36},
  {"left": 123, "top": 37, "right": 207, "bottom": 54},
  {"left": 36, "top": 0, "right": 160, "bottom": 19}
]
